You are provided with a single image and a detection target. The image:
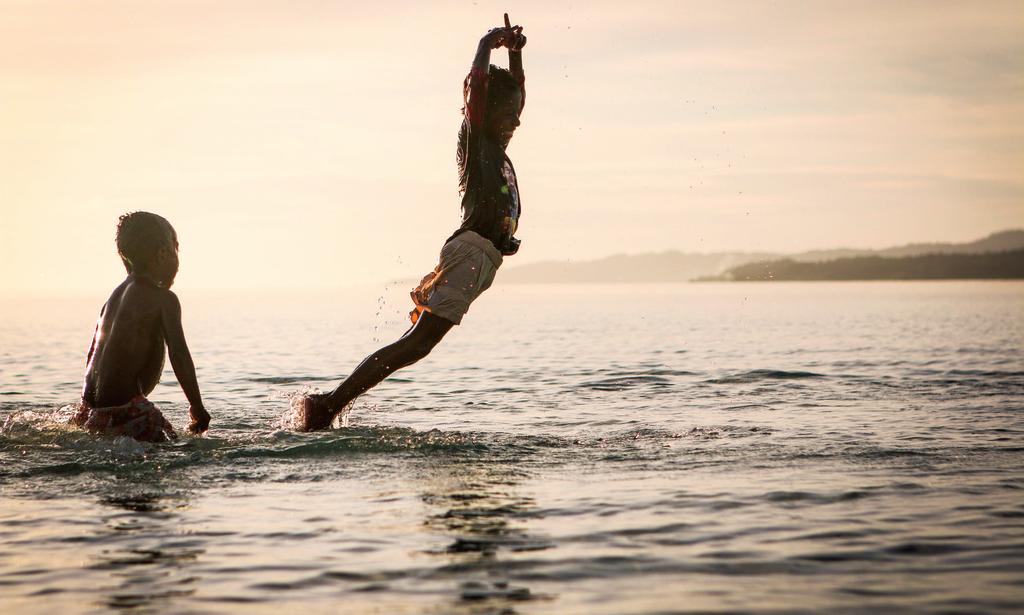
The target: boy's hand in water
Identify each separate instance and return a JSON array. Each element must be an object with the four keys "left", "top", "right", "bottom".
[{"left": 188, "top": 405, "right": 210, "bottom": 434}]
